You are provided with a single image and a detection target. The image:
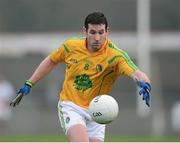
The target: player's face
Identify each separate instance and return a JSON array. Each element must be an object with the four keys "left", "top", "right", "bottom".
[{"left": 84, "top": 24, "right": 109, "bottom": 52}]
